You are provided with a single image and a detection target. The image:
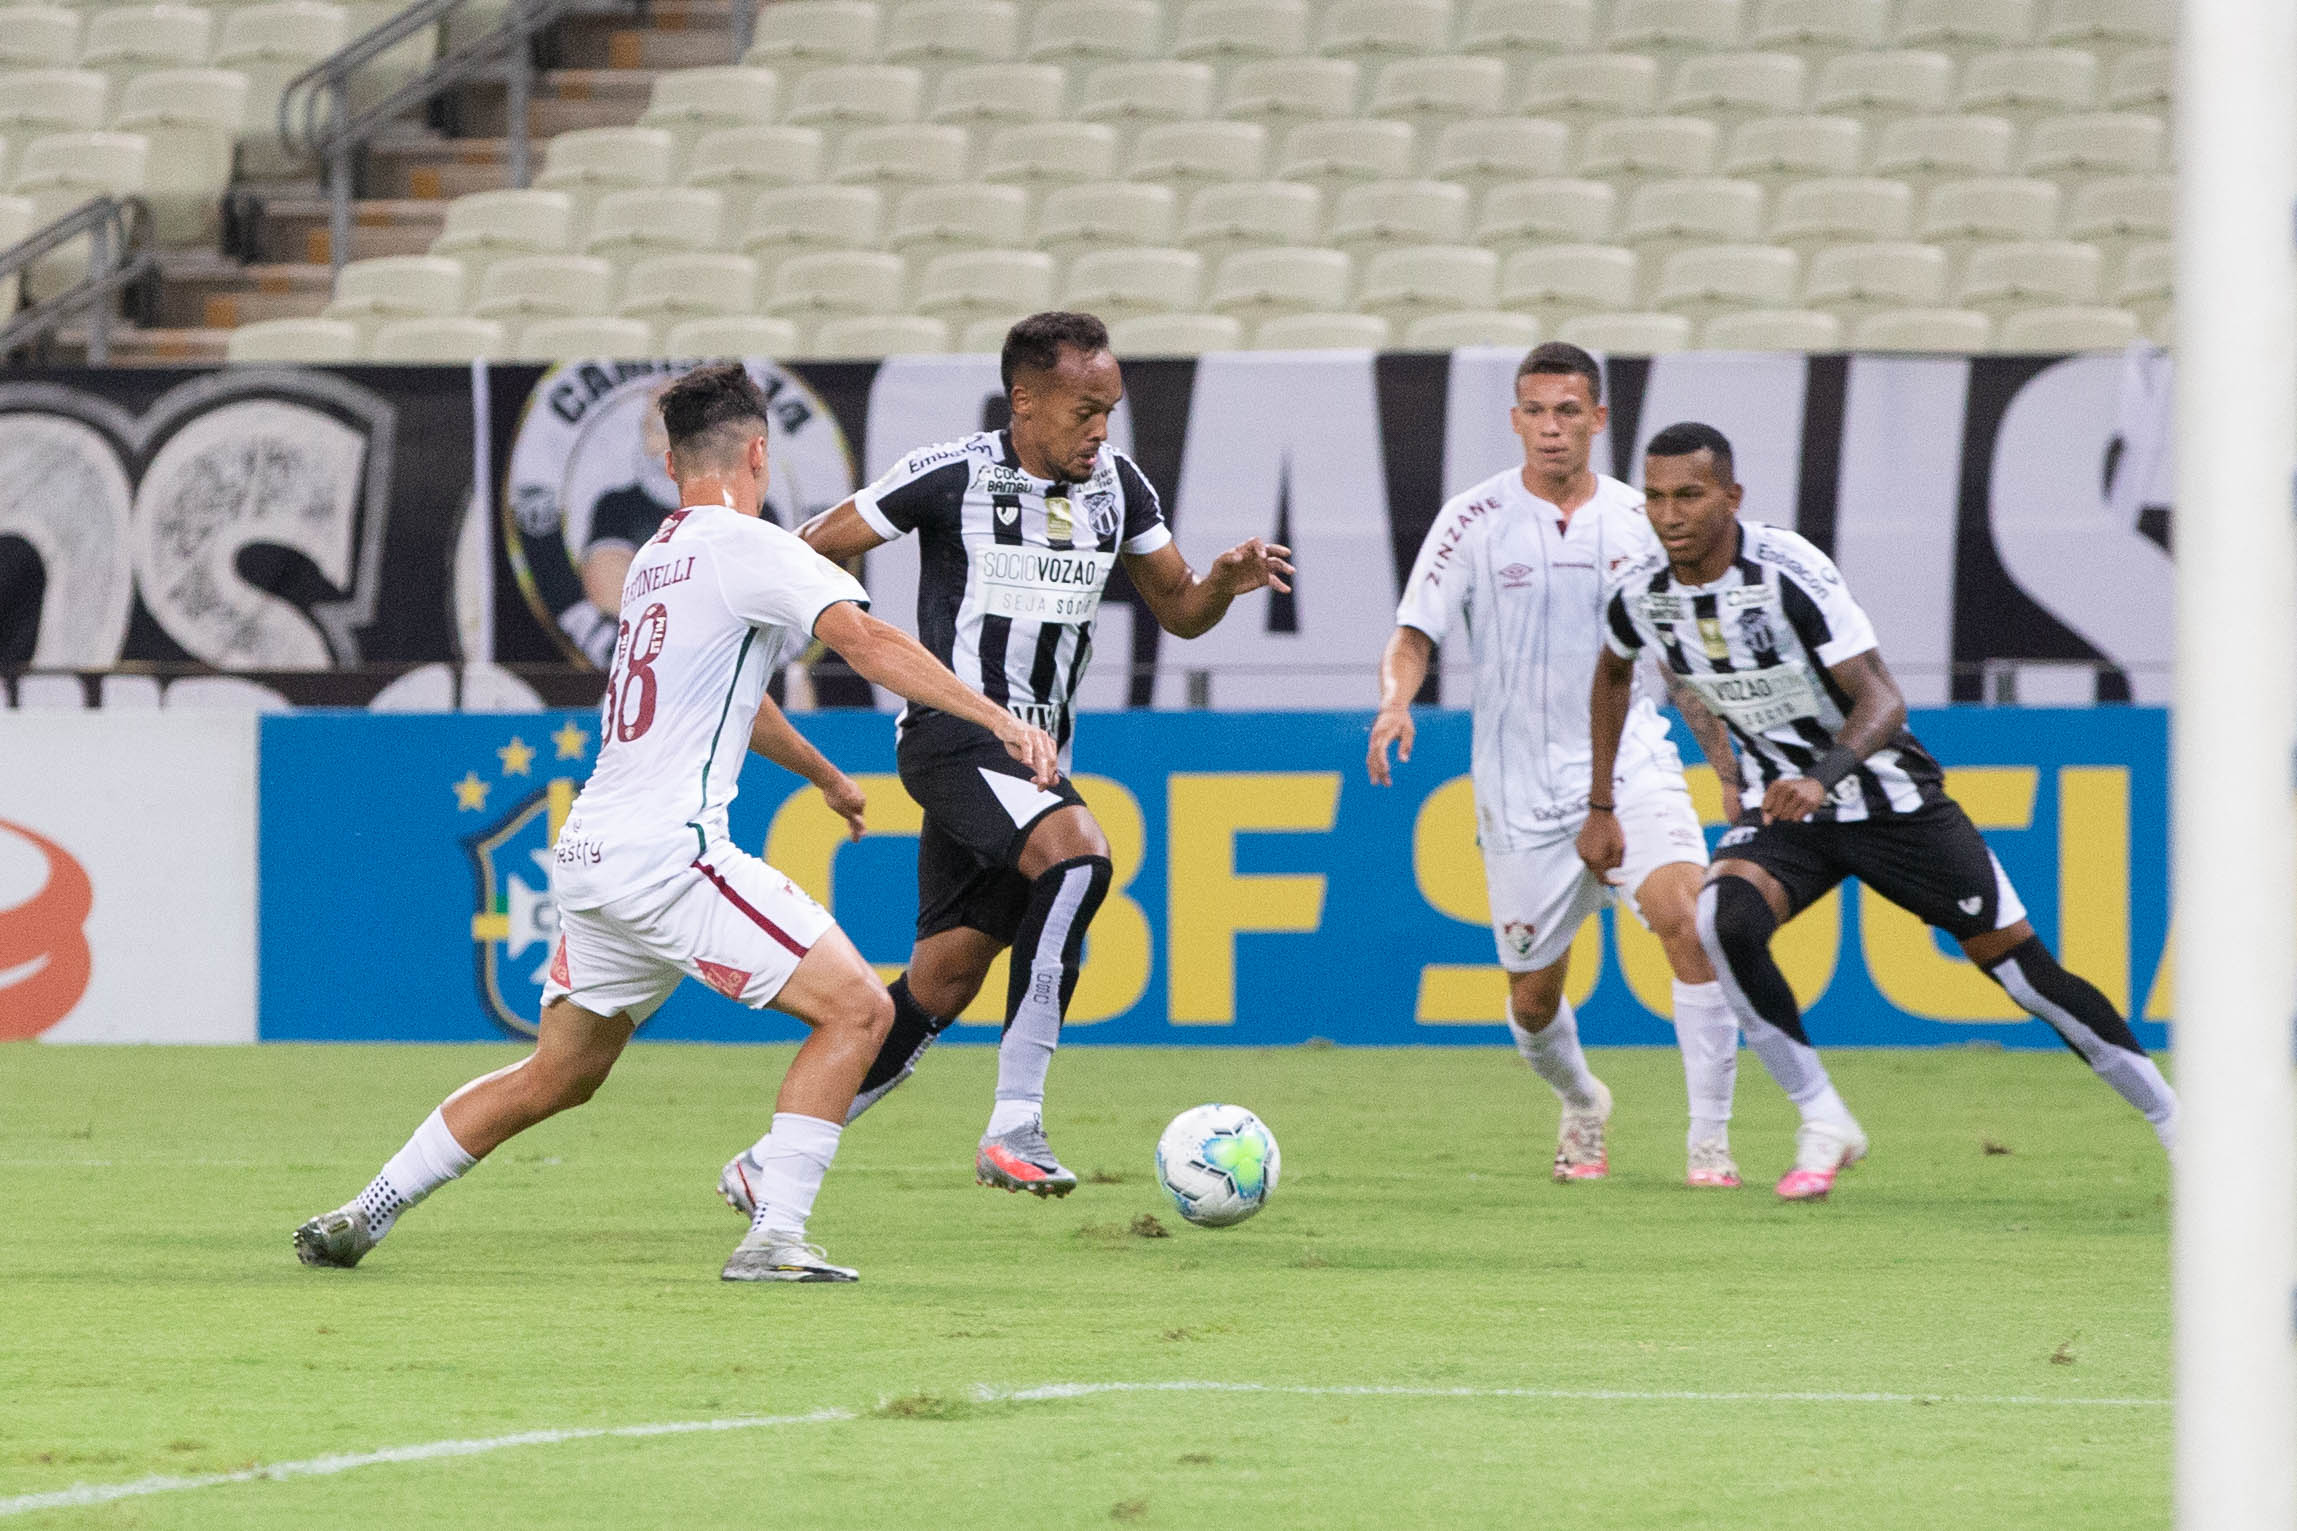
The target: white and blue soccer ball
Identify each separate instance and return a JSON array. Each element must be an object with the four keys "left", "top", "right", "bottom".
[{"left": 1154, "top": 1104, "right": 1280, "bottom": 1228}]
